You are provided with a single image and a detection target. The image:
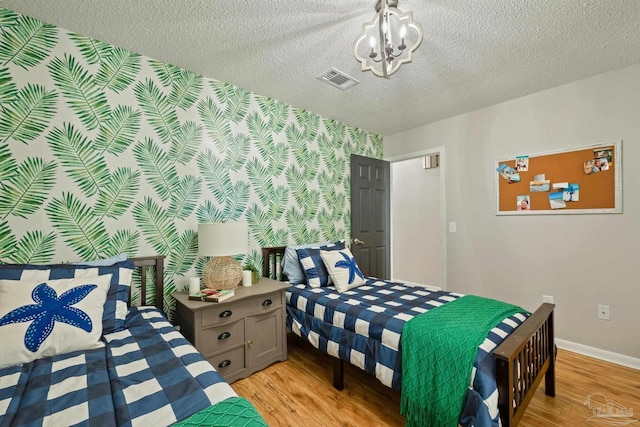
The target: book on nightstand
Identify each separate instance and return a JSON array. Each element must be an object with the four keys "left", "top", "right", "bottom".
[{"left": 189, "top": 288, "right": 235, "bottom": 302}]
